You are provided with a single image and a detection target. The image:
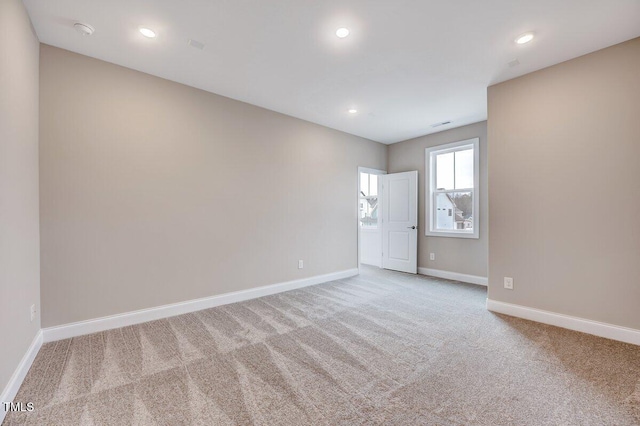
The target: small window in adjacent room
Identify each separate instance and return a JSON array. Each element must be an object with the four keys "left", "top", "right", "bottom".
[
  {"left": 359, "top": 172, "right": 379, "bottom": 228},
  {"left": 425, "top": 138, "right": 479, "bottom": 238}
]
